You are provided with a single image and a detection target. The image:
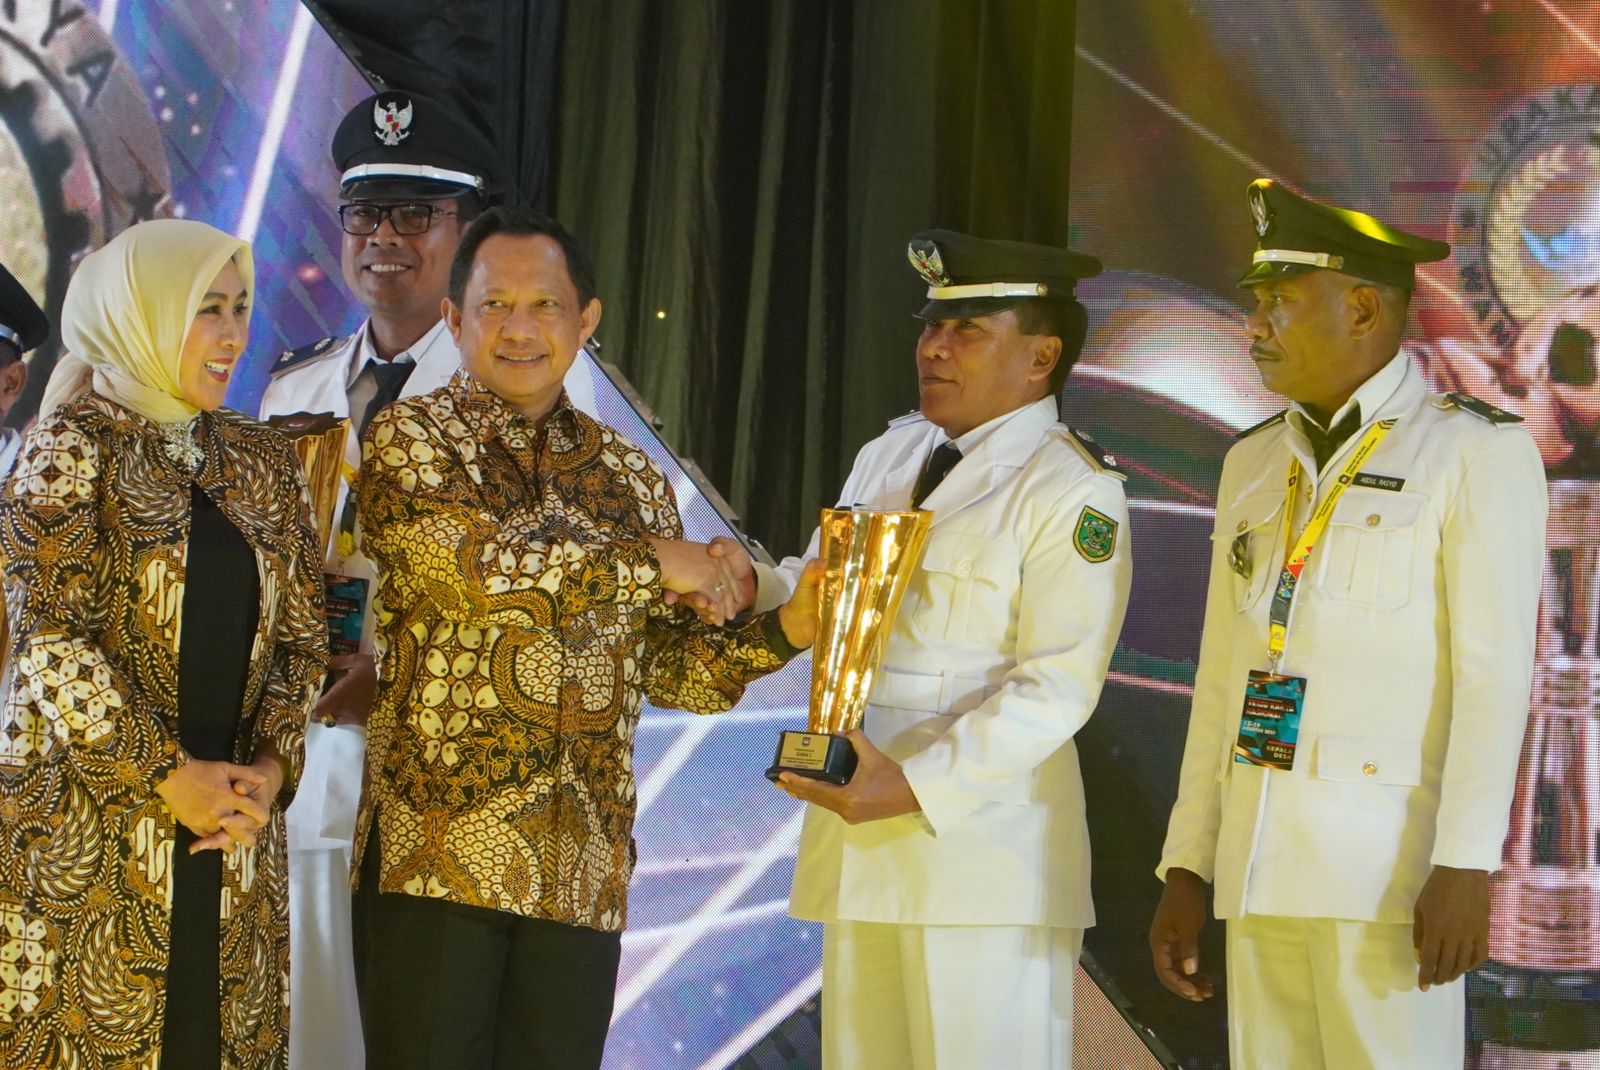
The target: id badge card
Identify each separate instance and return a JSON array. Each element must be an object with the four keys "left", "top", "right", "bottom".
[{"left": 1233, "top": 670, "right": 1307, "bottom": 771}]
